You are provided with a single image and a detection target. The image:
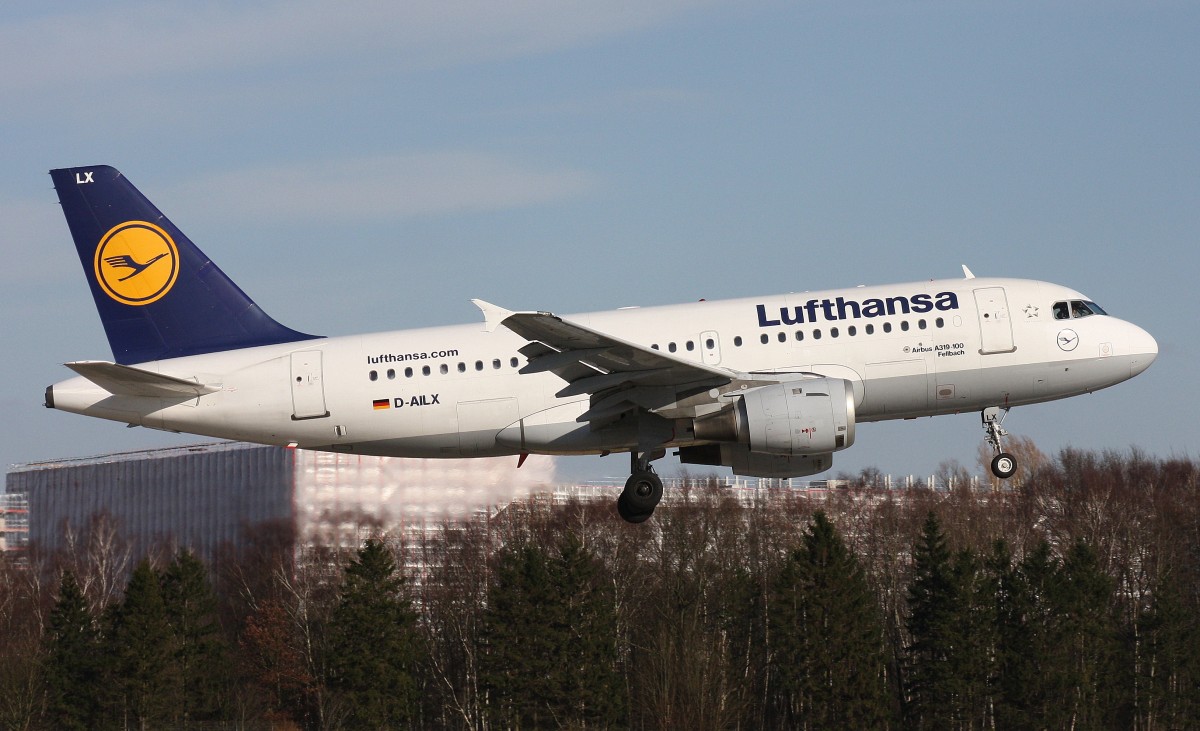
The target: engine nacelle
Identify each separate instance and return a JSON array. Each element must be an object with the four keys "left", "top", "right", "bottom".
[
  {"left": 692, "top": 377, "right": 856, "bottom": 456},
  {"left": 678, "top": 443, "right": 835, "bottom": 478}
]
